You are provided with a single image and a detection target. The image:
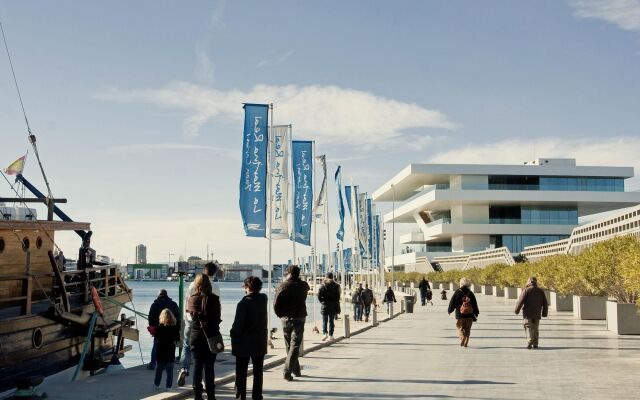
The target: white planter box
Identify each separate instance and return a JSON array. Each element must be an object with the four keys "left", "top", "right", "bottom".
[
  {"left": 493, "top": 286, "right": 504, "bottom": 297},
  {"left": 471, "top": 284, "right": 482, "bottom": 293},
  {"left": 432, "top": 282, "right": 440, "bottom": 290},
  {"left": 504, "top": 287, "right": 518, "bottom": 299},
  {"left": 482, "top": 285, "right": 493, "bottom": 295},
  {"left": 607, "top": 301, "right": 640, "bottom": 335},
  {"left": 543, "top": 289, "right": 551, "bottom": 305},
  {"left": 450, "top": 282, "right": 460, "bottom": 291},
  {"left": 550, "top": 292, "right": 573, "bottom": 311},
  {"left": 573, "top": 295, "right": 607, "bottom": 320},
  {"left": 516, "top": 287, "right": 523, "bottom": 299}
]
